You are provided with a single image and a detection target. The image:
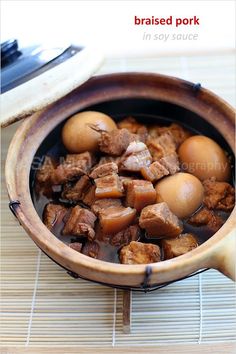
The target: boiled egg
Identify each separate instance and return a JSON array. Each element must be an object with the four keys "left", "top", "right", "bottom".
[
  {"left": 62, "top": 111, "right": 117, "bottom": 153},
  {"left": 155, "top": 172, "right": 204, "bottom": 218},
  {"left": 178, "top": 135, "right": 230, "bottom": 181}
]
